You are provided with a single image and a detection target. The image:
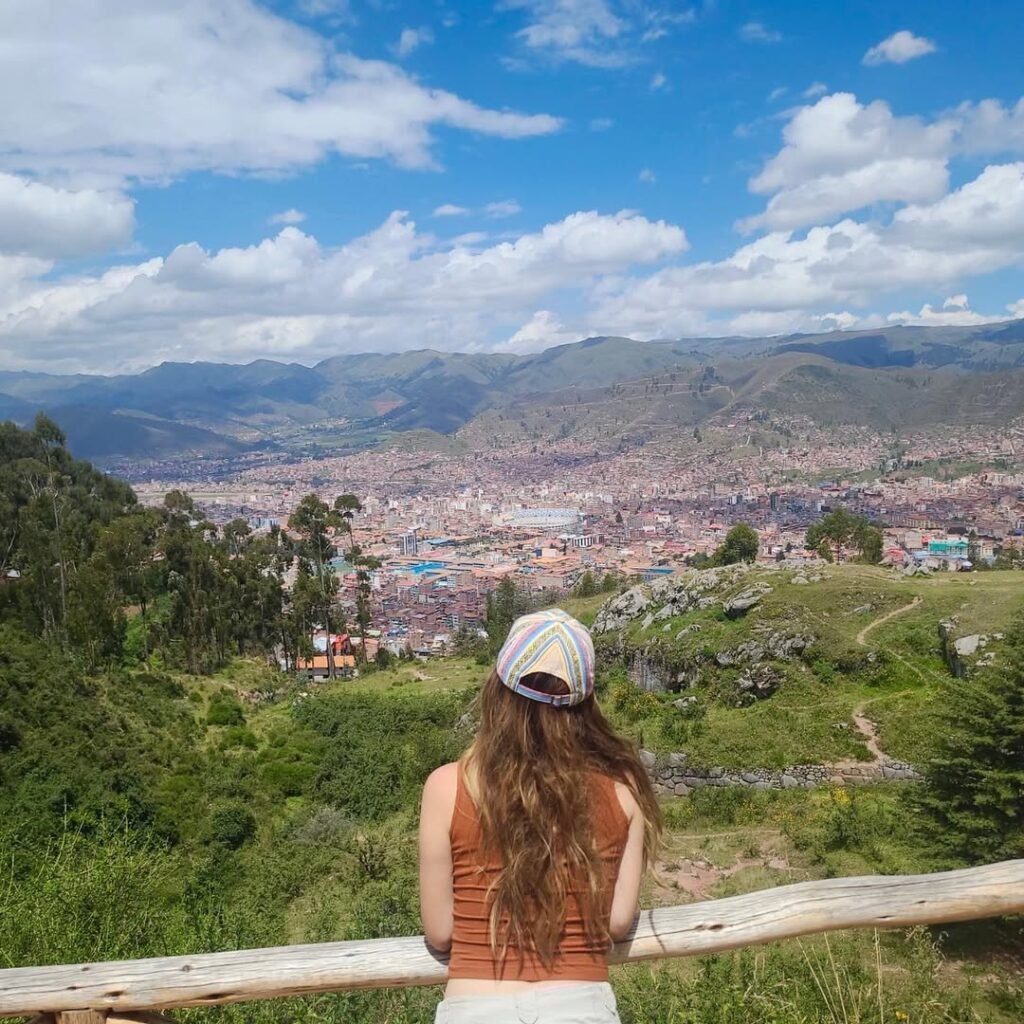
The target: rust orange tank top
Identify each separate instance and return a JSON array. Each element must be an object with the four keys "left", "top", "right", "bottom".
[{"left": 447, "top": 765, "right": 629, "bottom": 982}]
